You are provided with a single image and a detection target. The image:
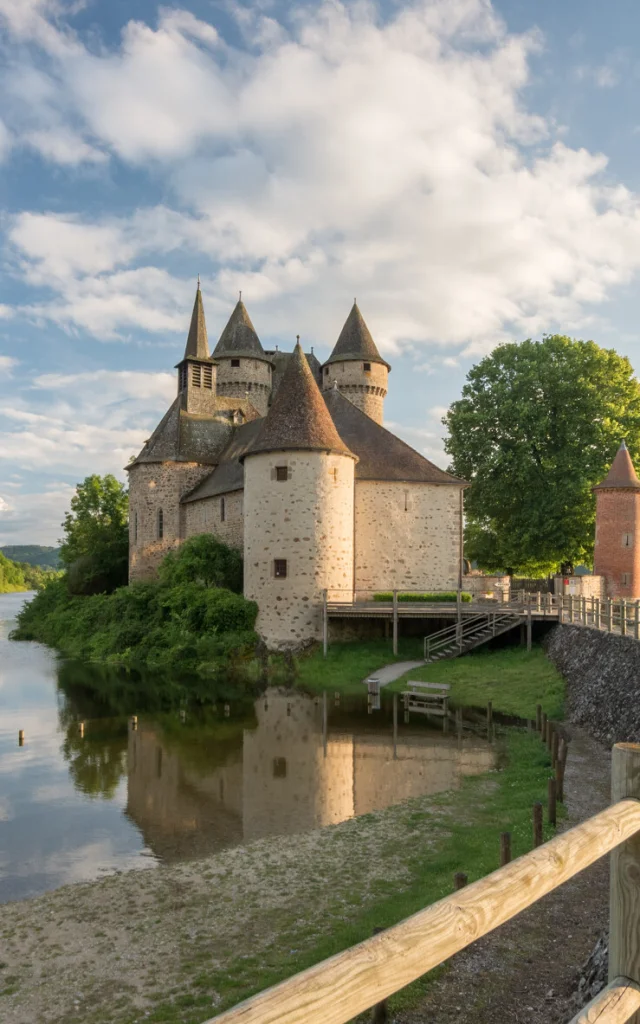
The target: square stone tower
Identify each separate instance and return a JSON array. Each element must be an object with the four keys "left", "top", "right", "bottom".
[{"left": 593, "top": 441, "right": 640, "bottom": 599}]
